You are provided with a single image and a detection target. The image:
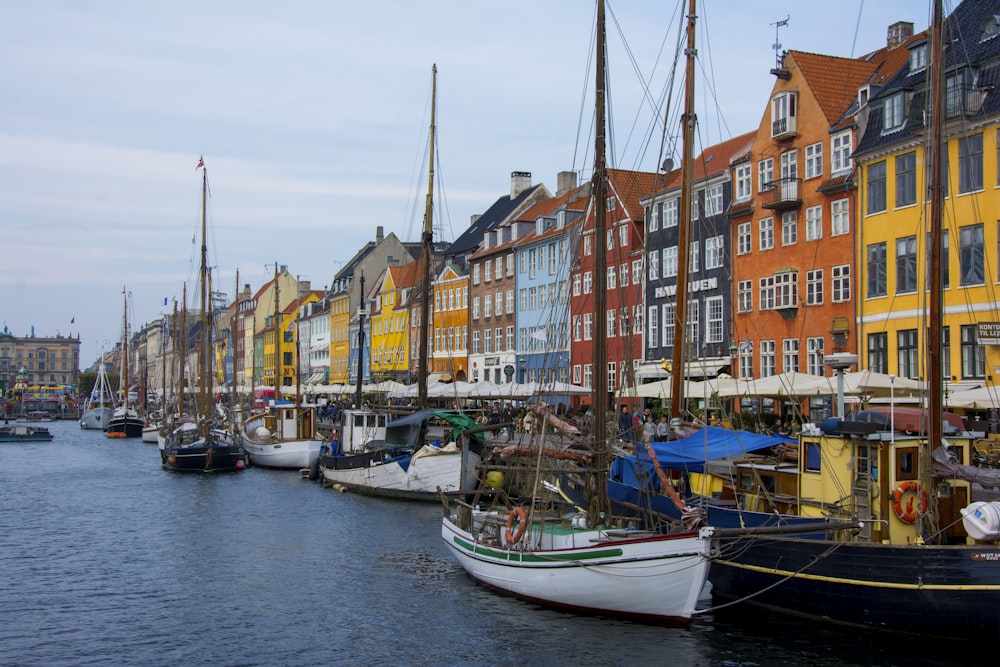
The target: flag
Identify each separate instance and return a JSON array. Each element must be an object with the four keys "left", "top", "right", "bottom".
[
  {"left": 70, "top": 317, "right": 75, "bottom": 324},
  {"left": 196, "top": 156, "right": 204, "bottom": 170},
  {"left": 162, "top": 297, "right": 168, "bottom": 306},
  {"left": 530, "top": 328, "right": 548, "bottom": 342}
]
